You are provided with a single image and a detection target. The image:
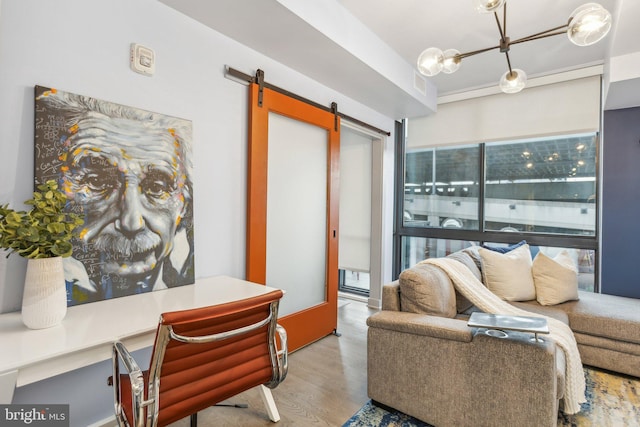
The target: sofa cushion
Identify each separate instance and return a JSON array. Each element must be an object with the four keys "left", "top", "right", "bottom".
[
  {"left": 573, "top": 332, "right": 640, "bottom": 356},
  {"left": 399, "top": 264, "right": 457, "bottom": 318},
  {"left": 479, "top": 244, "right": 536, "bottom": 302},
  {"left": 532, "top": 251, "right": 579, "bottom": 306},
  {"left": 510, "top": 301, "right": 569, "bottom": 325},
  {"left": 556, "top": 291, "right": 640, "bottom": 345}
]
